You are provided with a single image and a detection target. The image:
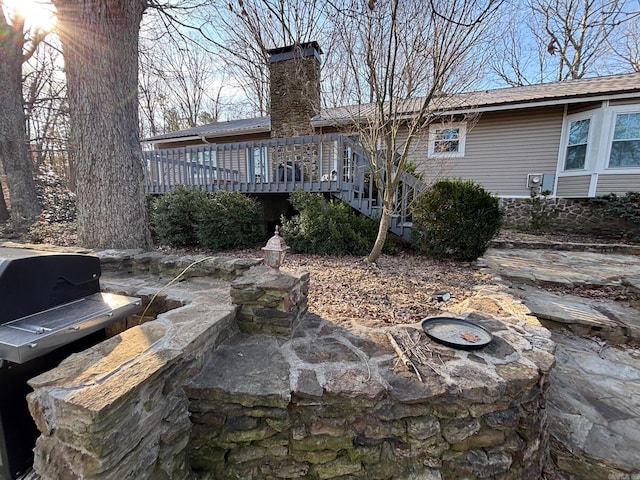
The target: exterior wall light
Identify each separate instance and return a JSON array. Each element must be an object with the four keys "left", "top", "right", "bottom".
[{"left": 262, "top": 226, "right": 290, "bottom": 270}]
